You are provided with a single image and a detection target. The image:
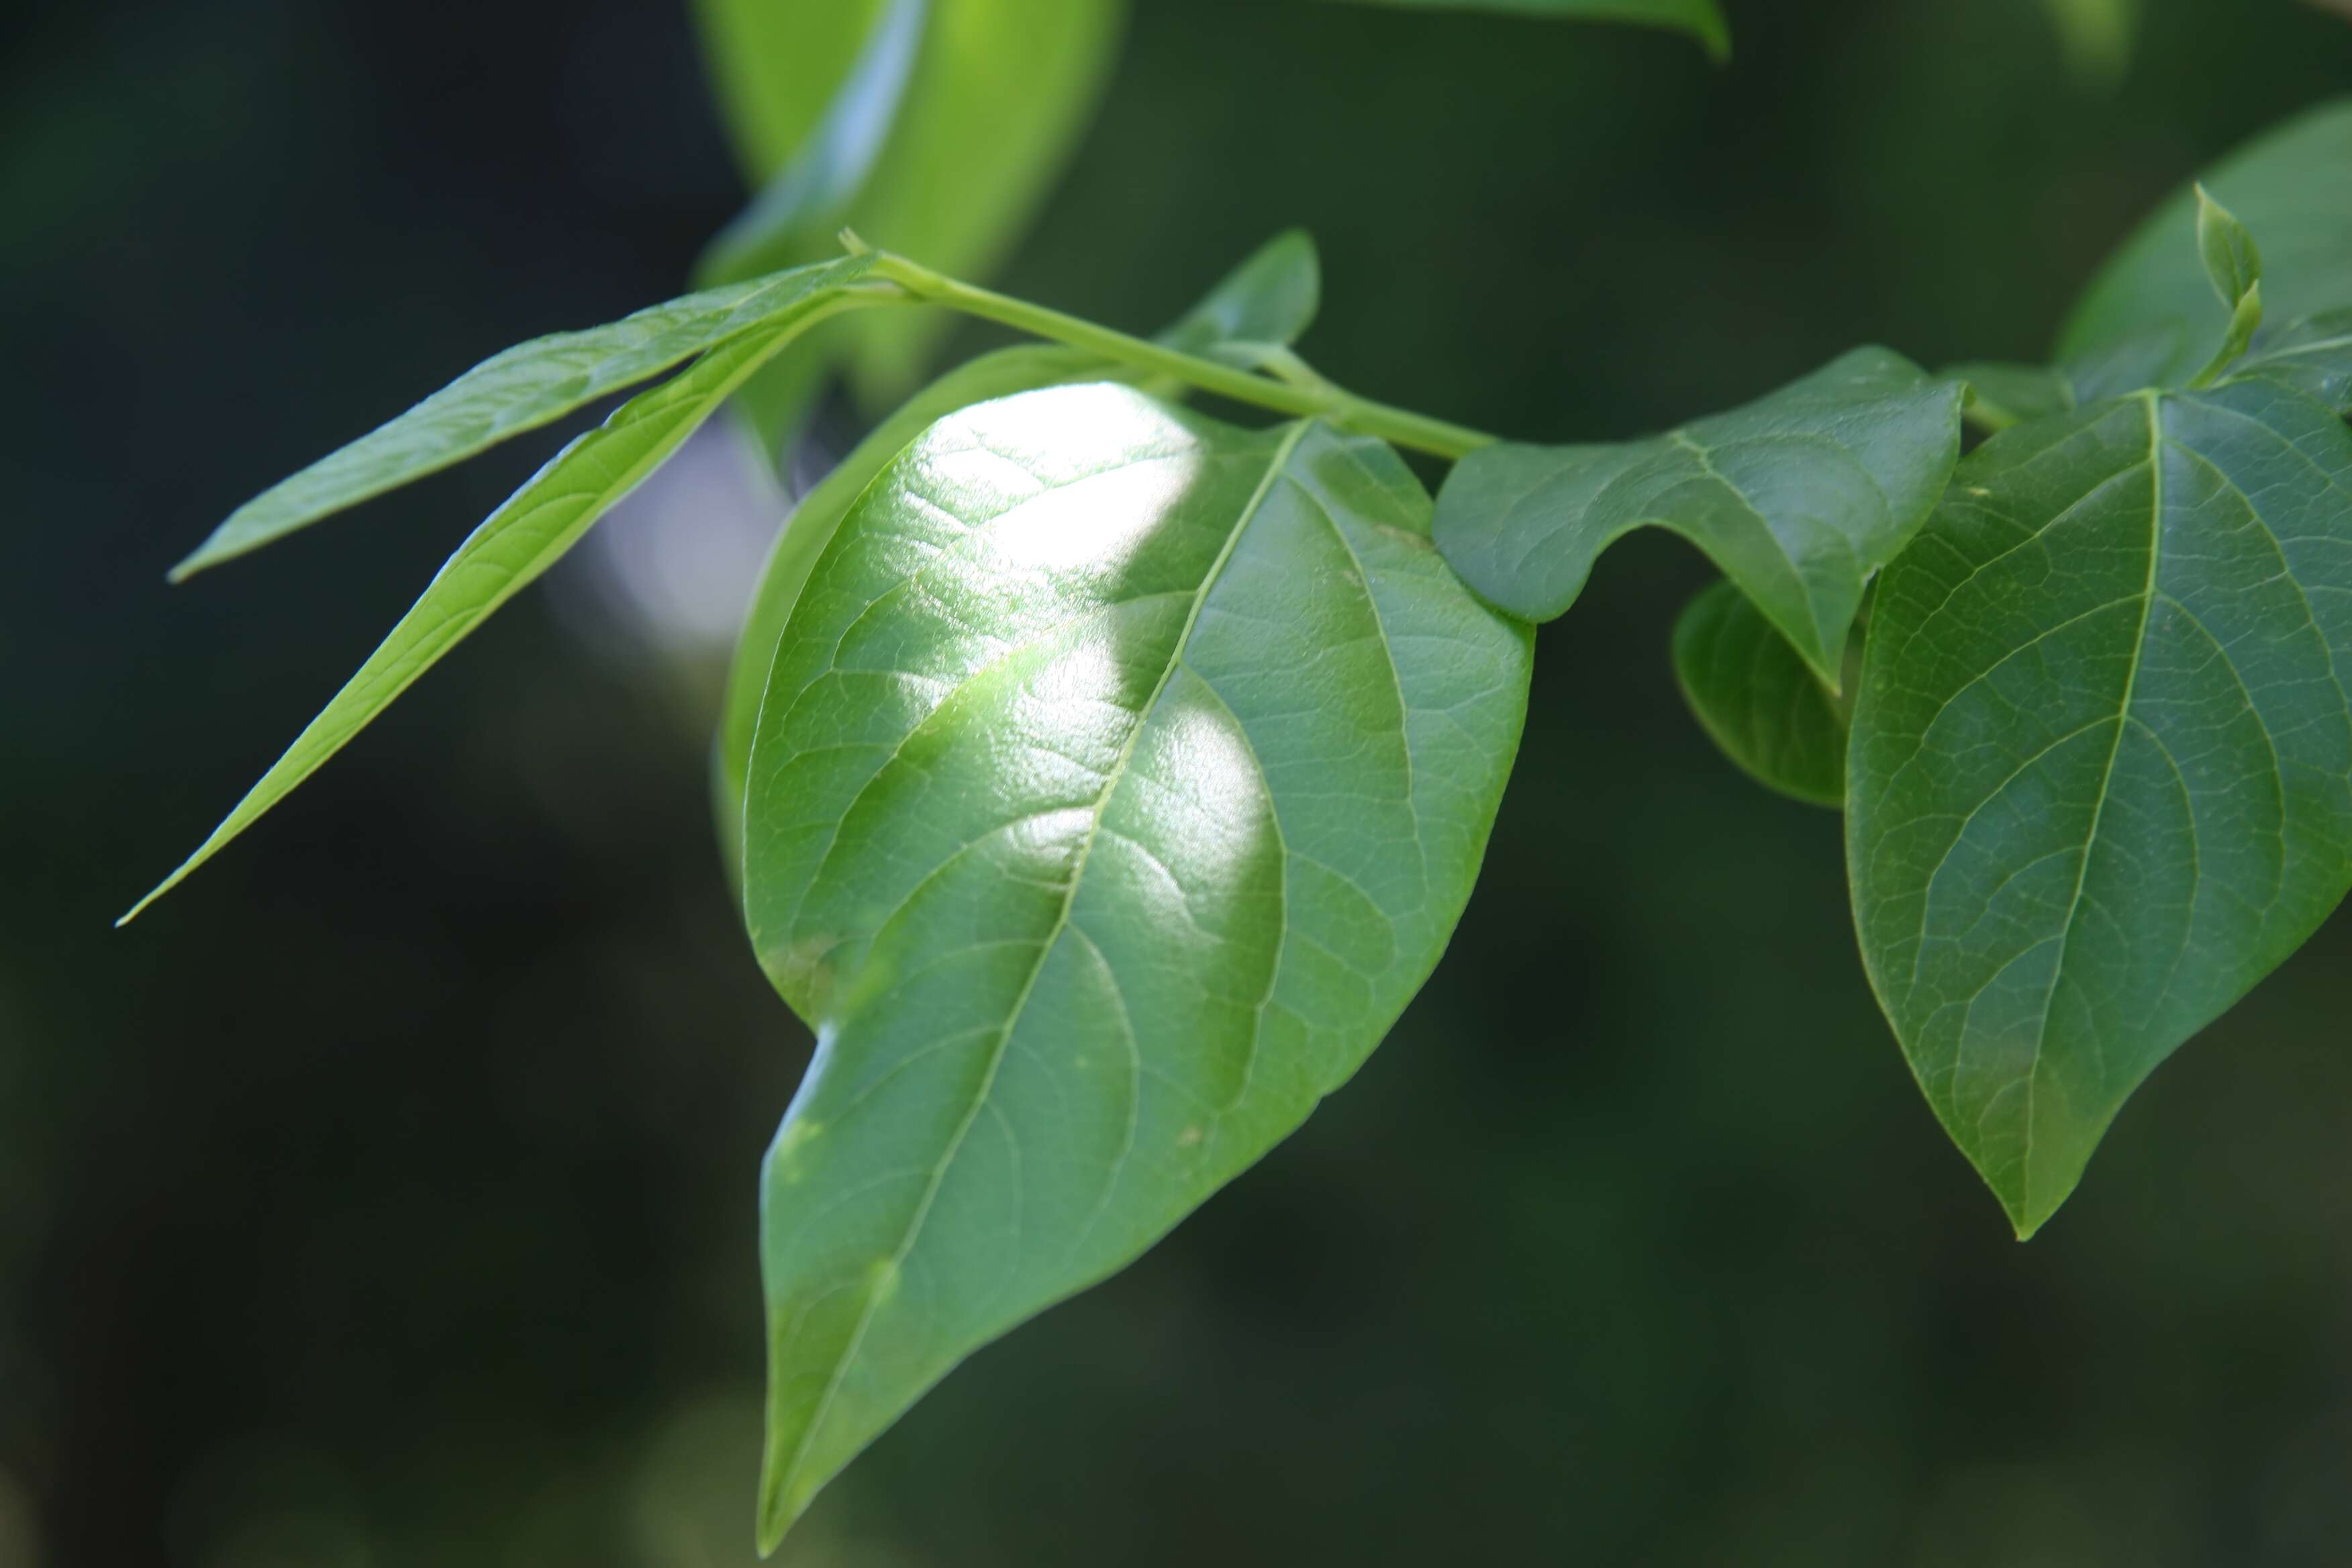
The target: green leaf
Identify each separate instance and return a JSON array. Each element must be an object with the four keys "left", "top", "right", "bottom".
[
  {"left": 1847, "top": 378, "right": 2352, "bottom": 1237},
  {"left": 695, "top": 0, "right": 1124, "bottom": 409},
  {"left": 2058, "top": 98, "right": 2352, "bottom": 389},
  {"left": 2187, "top": 185, "right": 2265, "bottom": 387},
  {"left": 171, "top": 258, "right": 883, "bottom": 579},
  {"left": 2231, "top": 308, "right": 2352, "bottom": 414},
  {"left": 741, "top": 384, "right": 1530, "bottom": 1547},
  {"left": 1432, "top": 348, "right": 1963, "bottom": 687},
  {"left": 123, "top": 262, "right": 879, "bottom": 923},
  {"left": 691, "top": 0, "right": 889, "bottom": 180},
  {"left": 1326, "top": 0, "right": 1730, "bottom": 59},
  {"left": 1949, "top": 361, "right": 2078, "bottom": 434},
  {"left": 714, "top": 232, "right": 1323, "bottom": 863},
  {"left": 1671, "top": 579, "right": 1851, "bottom": 808}
]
